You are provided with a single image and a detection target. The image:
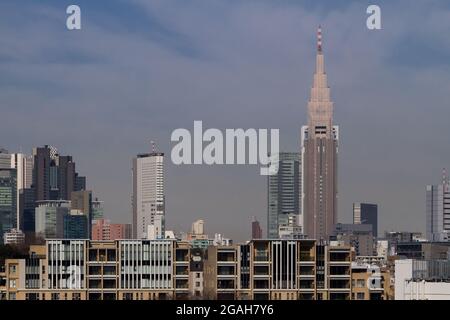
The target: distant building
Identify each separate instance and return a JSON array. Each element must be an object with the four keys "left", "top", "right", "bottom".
[
  {"left": 426, "top": 170, "right": 450, "bottom": 241},
  {"left": 353, "top": 203, "right": 378, "bottom": 237},
  {"left": 278, "top": 214, "right": 303, "bottom": 239},
  {"left": 91, "top": 199, "right": 104, "bottom": 220},
  {"left": 213, "top": 233, "right": 232, "bottom": 246},
  {"left": 63, "top": 210, "right": 88, "bottom": 239},
  {"left": 301, "top": 27, "right": 339, "bottom": 241},
  {"left": 32, "top": 145, "right": 85, "bottom": 202},
  {"left": 34, "top": 200, "right": 71, "bottom": 238},
  {"left": 251, "top": 217, "right": 262, "bottom": 239},
  {"left": 267, "top": 152, "right": 301, "bottom": 239},
  {"left": 395, "top": 241, "right": 450, "bottom": 260},
  {"left": 20, "top": 188, "right": 35, "bottom": 235},
  {"left": 92, "top": 219, "right": 132, "bottom": 240},
  {"left": 376, "top": 240, "right": 389, "bottom": 259},
  {"left": 384, "top": 231, "right": 423, "bottom": 255},
  {"left": 132, "top": 152, "right": 165, "bottom": 239},
  {"left": 10, "top": 153, "right": 33, "bottom": 230},
  {"left": 187, "top": 219, "right": 208, "bottom": 242},
  {"left": 0, "top": 148, "right": 11, "bottom": 169},
  {"left": 0, "top": 168, "right": 17, "bottom": 243},
  {"left": 192, "top": 219, "right": 204, "bottom": 236},
  {"left": 71, "top": 190, "right": 93, "bottom": 238},
  {"left": 3, "top": 228, "right": 25, "bottom": 245},
  {"left": 147, "top": 214, "right": 165, "bottom": 240},
  {"left": 332, "top": 223, "right": 374, "bottom": 256}
]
